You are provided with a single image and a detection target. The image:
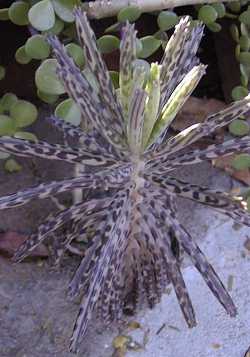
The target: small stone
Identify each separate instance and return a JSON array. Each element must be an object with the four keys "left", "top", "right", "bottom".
[
  {"left": 127, "top": 321, "right": 141, "bottom": 330},
  {"left": 241, "top": 251, "right": 246, "bottom": 258},
  {"left": 244, "top": 237, "right": 250, "bottom": 251},
  {"left": 112, "top": 335, "right": 131, "bottom": 349},
  {"left": 232, "top": 222, "right": 243, "bottom": 231},
  {"left": 212, "top": 343, "right": 221, "bottom": 349}
]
